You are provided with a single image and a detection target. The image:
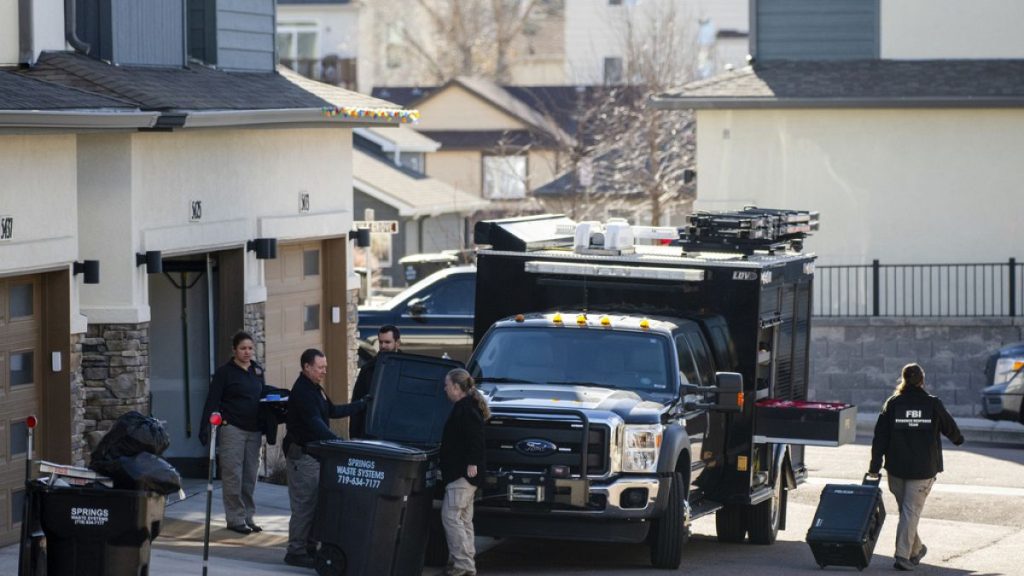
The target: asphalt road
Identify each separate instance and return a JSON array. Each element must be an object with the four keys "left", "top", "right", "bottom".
[{"left": 461, "top": 437, "right": 1024, "bottom": 575}]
